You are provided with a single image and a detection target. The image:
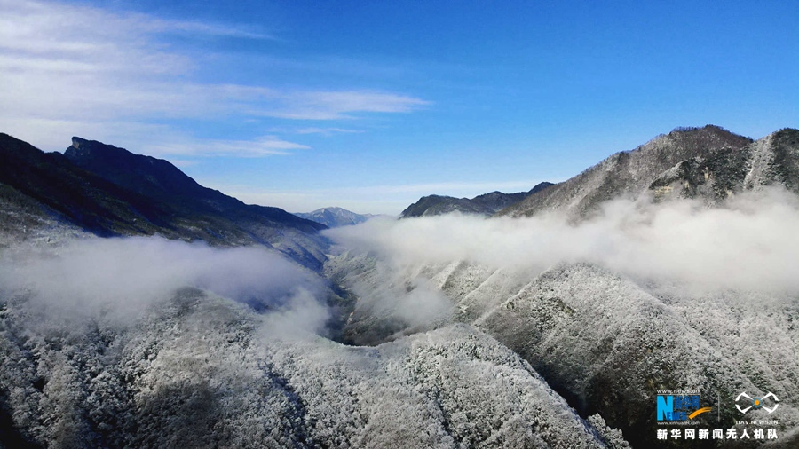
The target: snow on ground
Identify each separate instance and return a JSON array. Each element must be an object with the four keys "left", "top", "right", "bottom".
[{"left": 0, "top": 285, "right": 621, "bottom": 448}]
